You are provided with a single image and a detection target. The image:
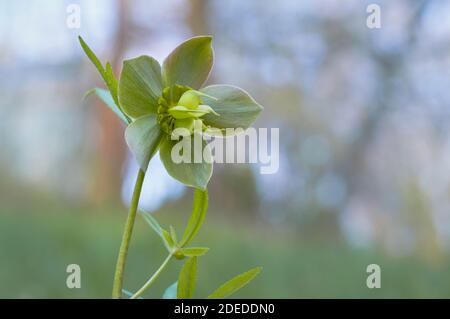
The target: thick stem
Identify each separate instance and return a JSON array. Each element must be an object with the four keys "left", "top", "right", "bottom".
[
  {"left": 112, "top": 169, "right": 146, "bottom": 299},
  {"left": 131, "top": 253, "right": 173, "bottom": 299}
]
